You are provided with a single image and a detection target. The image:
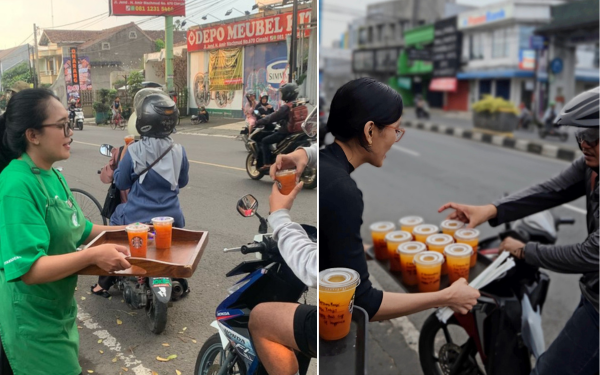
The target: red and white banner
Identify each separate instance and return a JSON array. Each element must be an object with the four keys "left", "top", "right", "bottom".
[
  {"left": 429, "top": 77, "right": 458, "bottom": 92},
  {"left": 187, "top": 9, "right": 311, "bottom": 52},
  {"left": 110, "top": 0, "right": 186, "bottom": 17}
]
